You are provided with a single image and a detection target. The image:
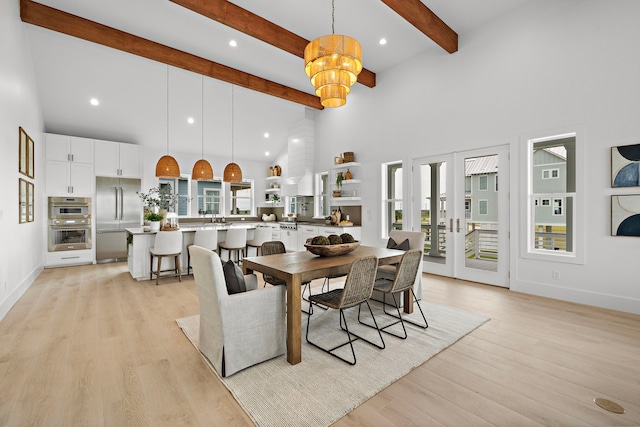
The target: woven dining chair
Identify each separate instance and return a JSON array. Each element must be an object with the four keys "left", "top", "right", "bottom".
[
  {"left": 305, "top": 255, "right": 385, "bottom": 365},
  {"left": 359, "top": 249, "right": 428, "bottom": 339},
  {"left": 260, "top": 241, "right": 314, "bottom": 314}
]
